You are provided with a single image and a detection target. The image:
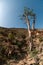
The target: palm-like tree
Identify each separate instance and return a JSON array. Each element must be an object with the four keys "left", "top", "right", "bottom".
[{"left": 20, "top": 7, "right": 35, "bottom": 51}]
